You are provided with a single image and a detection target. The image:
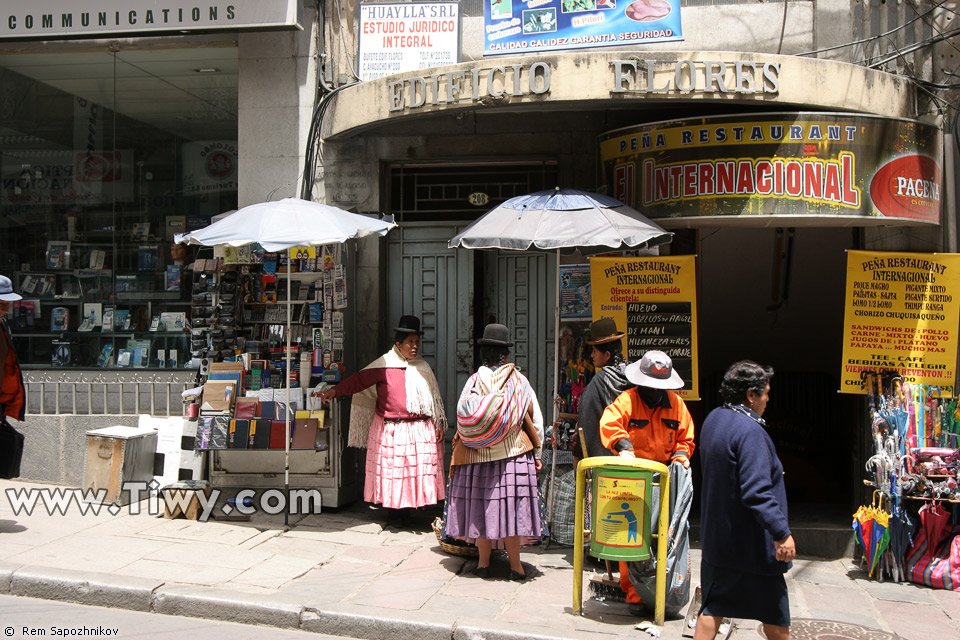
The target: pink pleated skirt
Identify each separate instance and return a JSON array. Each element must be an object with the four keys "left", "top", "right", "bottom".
[{"left": 364, "top": 414, "right": 445, "bottom": 509}]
